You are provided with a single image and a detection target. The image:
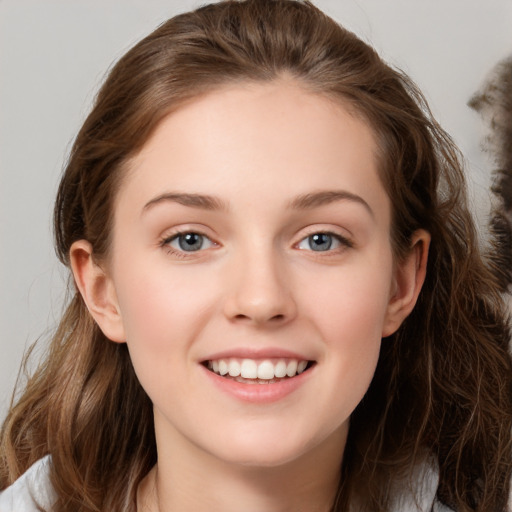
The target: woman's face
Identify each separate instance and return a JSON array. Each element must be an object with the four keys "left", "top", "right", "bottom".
[{"left": 84, "top": 80, "right": 424, "bottom": 469}]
